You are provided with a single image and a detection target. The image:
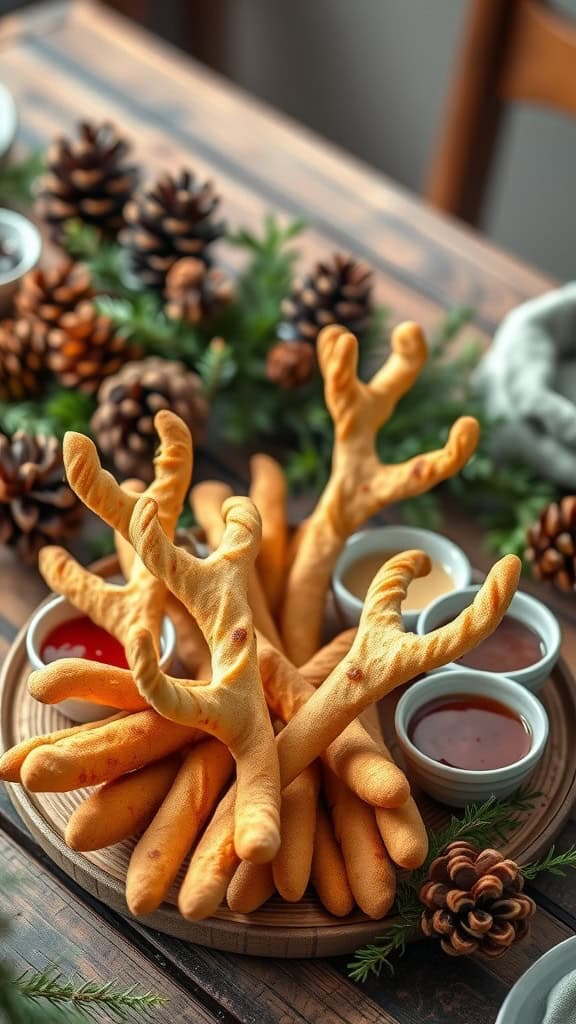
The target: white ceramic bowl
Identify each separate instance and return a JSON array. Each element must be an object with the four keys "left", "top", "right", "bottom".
[
  {"left": 26, "top": 594, "right": 176, "bottom": 723},
  {"left": 332, "top": 526, "right": 472, "bottom": 631},
  {"left": 495, "top": 935, "right": 576, "bottom": 1024},
  {"left": 394, "top": 669, "right": 549, "bottom": 807},
  {"left": 417, "top": 585, "right": 561, "bottom": 693},
  {"left": 0, "top": 209, "right": 42, "bottom": 315}
]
